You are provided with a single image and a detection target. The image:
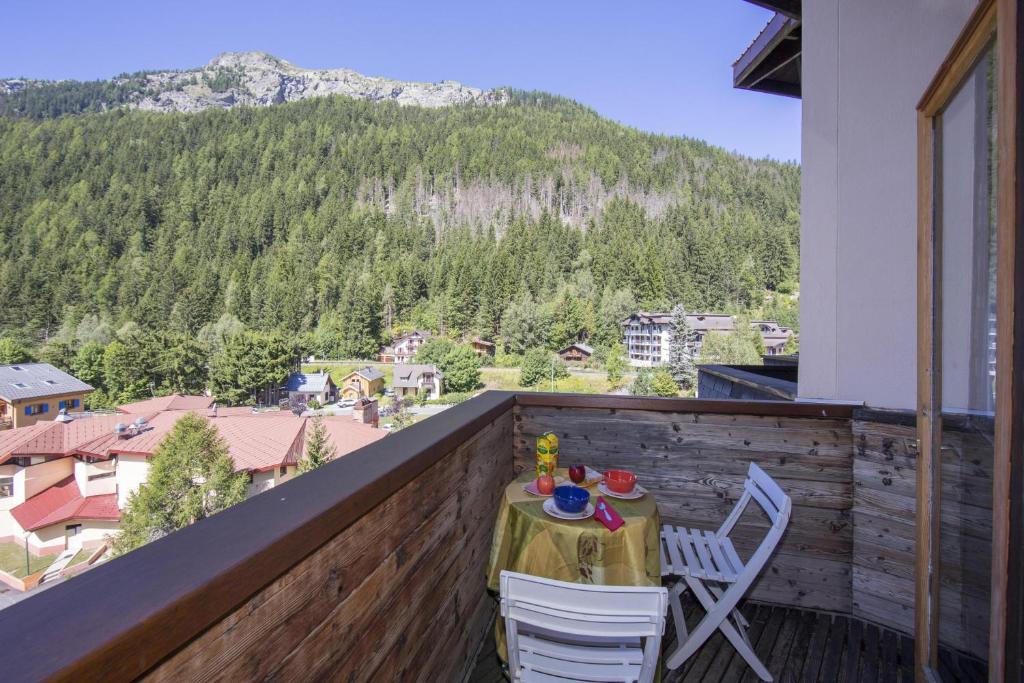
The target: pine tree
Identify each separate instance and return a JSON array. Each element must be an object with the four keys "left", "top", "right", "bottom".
[
  {"left": 630, "top": 368, "right": 654, "bottom": 396},
  {"left": 112, "top": 413, "right": 248, "bottom": 555},
  {"left": 519, "top": 348, "right": 567, "bottom": 388},
  {"left": 650, "top": 368, "right": 680, "bottom": 397},
  {"left": 0, "top": 337, "right": 31, "bottom": 365},
  {"left": 668, "top": 305, "right": 696, "bottom": 391},
  {"left": 605, "top": 343, "right": 627, "bottom": 389},
  {"left": 299, "top": 416, "right": 337, "bottom": 472}
]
